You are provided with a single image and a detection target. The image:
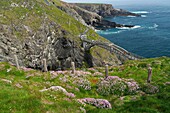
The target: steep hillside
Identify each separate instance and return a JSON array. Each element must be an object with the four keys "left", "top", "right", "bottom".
[
  {"left": 0, "top": 0, "right": 120, "bottom": 70},
  {"left": 0, "top": 57, "right": 170, "bottom": 112}
]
